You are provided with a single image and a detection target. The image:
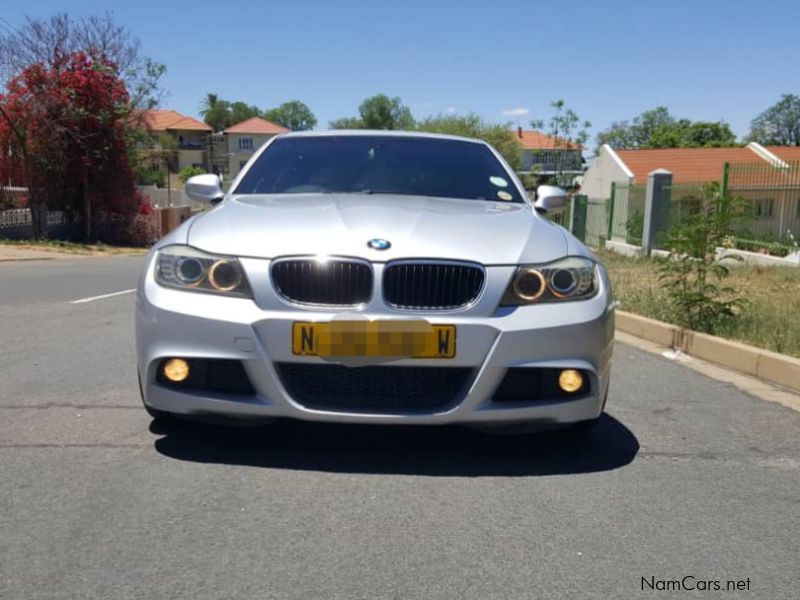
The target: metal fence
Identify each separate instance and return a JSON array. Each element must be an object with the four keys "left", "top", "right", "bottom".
[
  {"left": 664, "top": 182, "right": 707, "bottom": 226},
  {"left": 608, "top": 182, "right": 645, "bottom": 244},
  {"left": 0, "top": 208, "right": 79, "bottom": 239},
  {"left": 544, "top": 198, "right": 573, "bottom": 228},
  {"left": 585, "top": 197, "right": 609, "bottom": 247}
]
